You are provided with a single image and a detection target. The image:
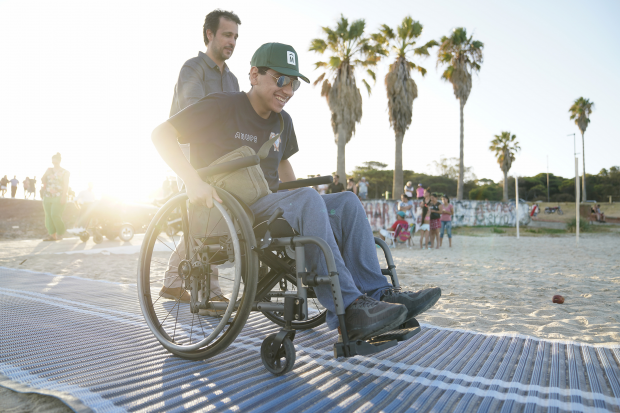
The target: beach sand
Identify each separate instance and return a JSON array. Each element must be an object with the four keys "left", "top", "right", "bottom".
[{"left": 1, "top": 232, "right": 619, "bottom": 411}]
